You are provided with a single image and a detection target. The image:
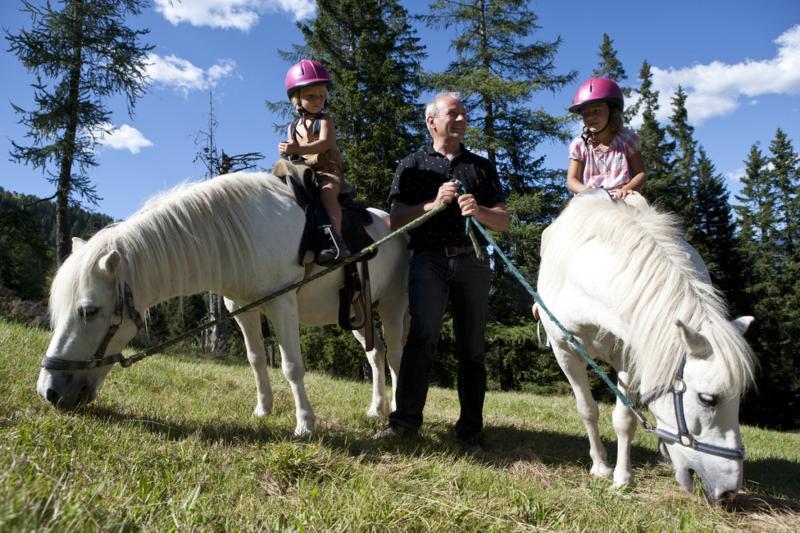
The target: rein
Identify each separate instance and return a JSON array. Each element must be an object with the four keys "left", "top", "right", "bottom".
[{"left": 40, "top": 203, "right": 447, "bottom": 372}]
